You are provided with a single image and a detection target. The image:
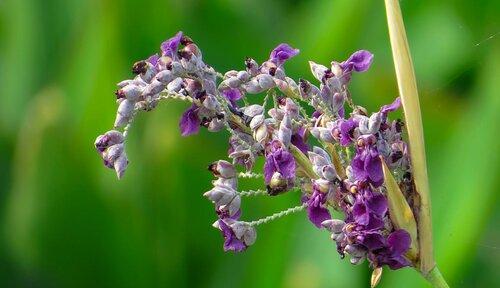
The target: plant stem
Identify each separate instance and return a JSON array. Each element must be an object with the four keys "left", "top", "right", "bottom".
[
  {"left": 384, "top": 0, "right": 434, "bottom": 274},
  {"left": 423, "top": 266, "right": 450, "bottom": 288}
]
